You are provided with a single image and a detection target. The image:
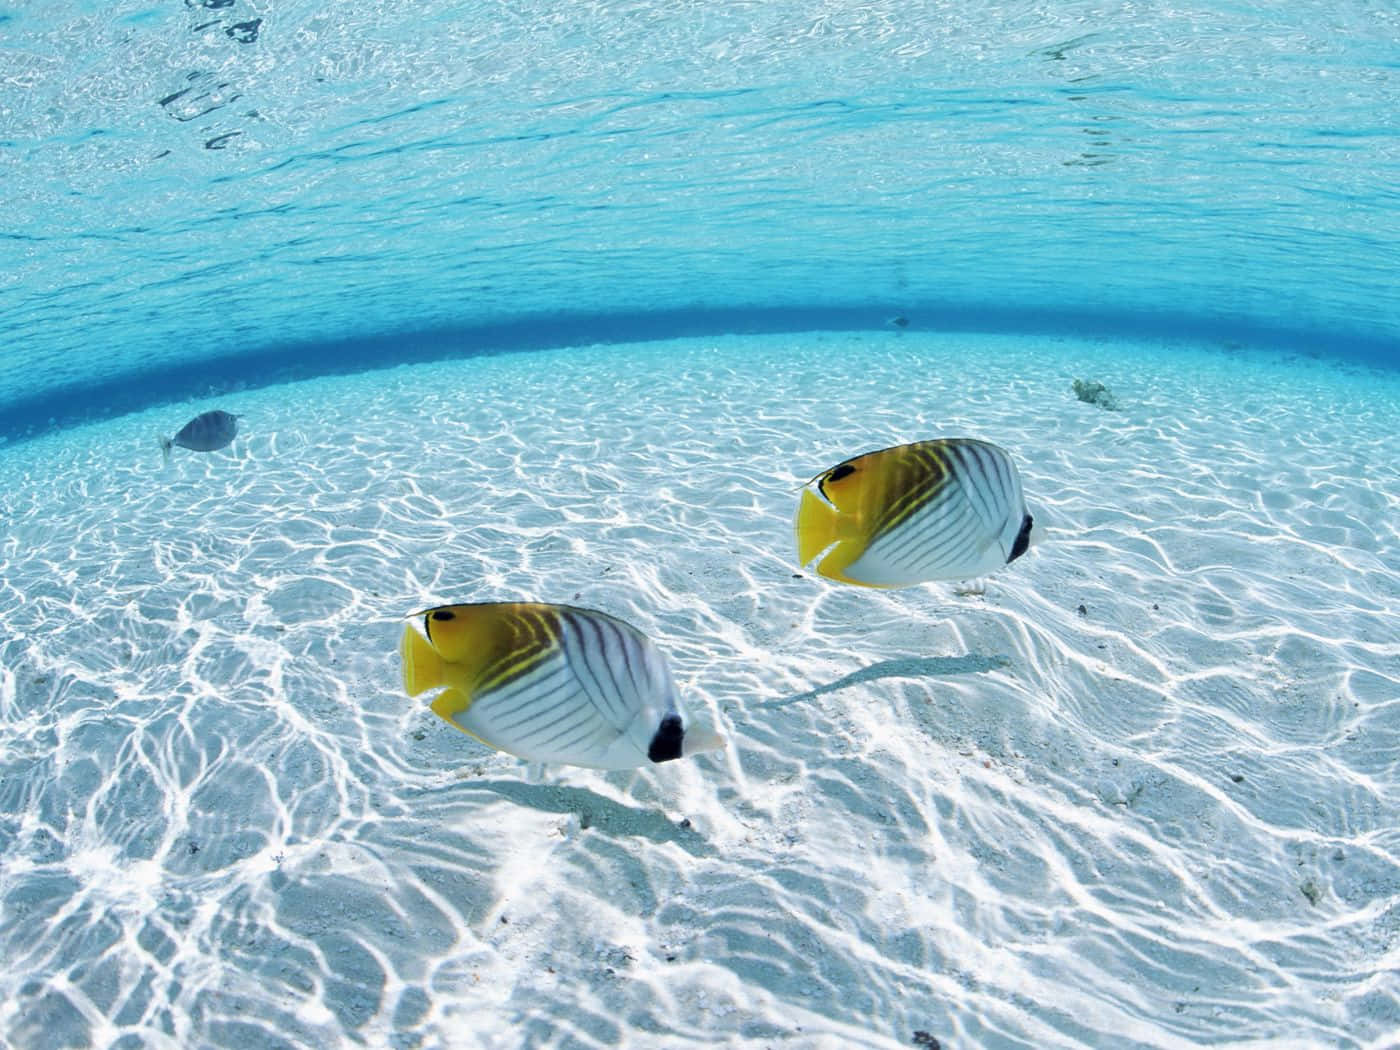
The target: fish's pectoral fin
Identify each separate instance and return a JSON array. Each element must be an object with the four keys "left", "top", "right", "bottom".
[
  {"left": 815, "top": 549, "right": 896, "bottom": 588},
  {"left": 429, "top": 686, "right": 474, "bottom": 721},
  {"left": 430, "top": 688, "right": 508, "bottom": 756}
]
